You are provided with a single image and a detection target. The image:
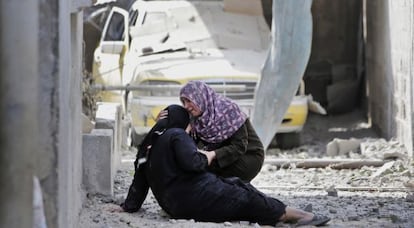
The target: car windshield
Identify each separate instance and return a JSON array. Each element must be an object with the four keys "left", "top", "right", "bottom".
[{"left": 103, "top": 11, "right": 125, "bottom": 41}]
